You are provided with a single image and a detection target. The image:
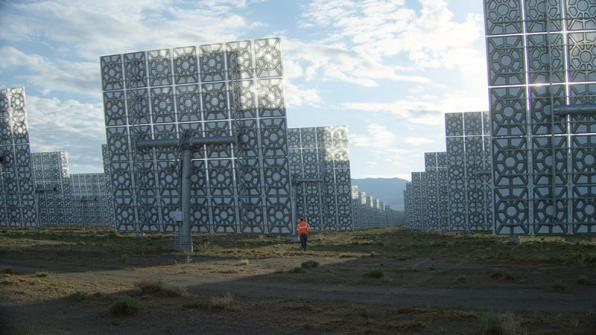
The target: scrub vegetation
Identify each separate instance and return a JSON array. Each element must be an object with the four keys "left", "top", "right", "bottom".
[{"left": 1, "top": 227, "right": 595, "bottom": 334}]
